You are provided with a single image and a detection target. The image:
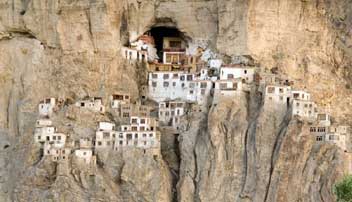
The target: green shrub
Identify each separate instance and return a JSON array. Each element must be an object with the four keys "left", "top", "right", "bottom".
[{"left": 334, "top": 175, "right": 352, "bottom": 202}]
